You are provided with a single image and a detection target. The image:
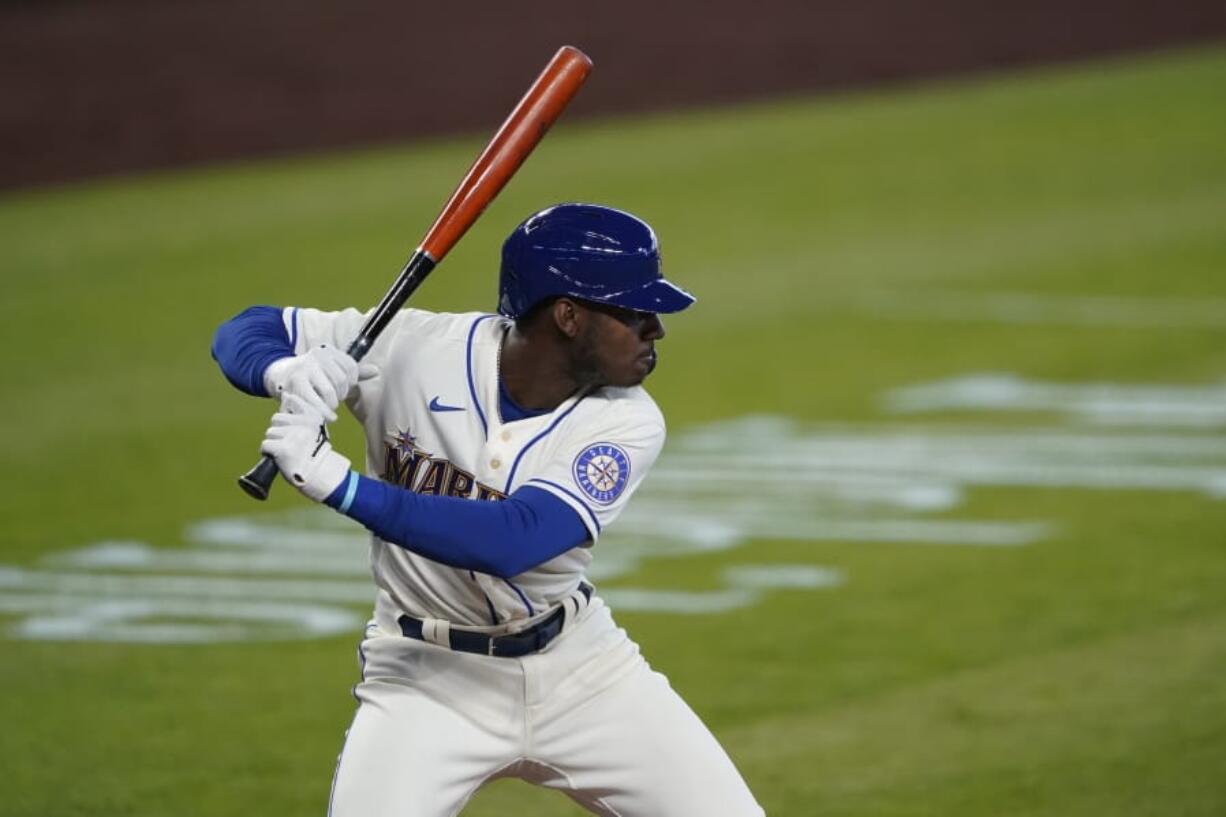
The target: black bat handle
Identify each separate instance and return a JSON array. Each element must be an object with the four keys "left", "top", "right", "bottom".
[
  {"left": 237, "top": 456, "right": 281, "bottom": 500},
  {"left": 237, "top": 250, "right": 436, "bottom": 501}
]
